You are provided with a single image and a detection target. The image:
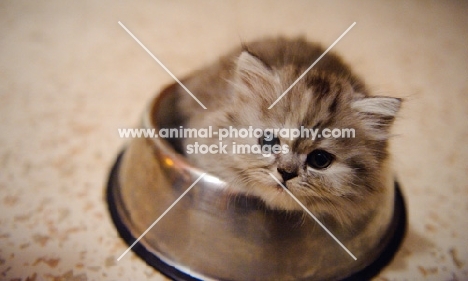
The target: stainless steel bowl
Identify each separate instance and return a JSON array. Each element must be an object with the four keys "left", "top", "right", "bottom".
[{"left": 107, "top": 84, "right": 406, "bottom": 281}]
